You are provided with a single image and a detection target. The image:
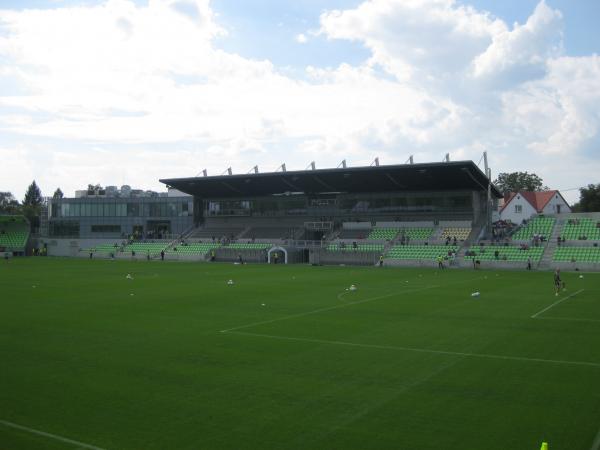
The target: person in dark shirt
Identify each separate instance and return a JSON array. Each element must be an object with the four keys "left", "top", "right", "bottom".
[{"left": 553, "top": 269, "right": 565, "bottom": 296}]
